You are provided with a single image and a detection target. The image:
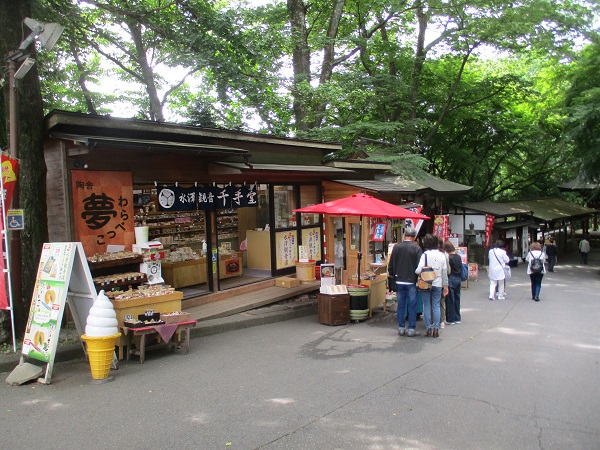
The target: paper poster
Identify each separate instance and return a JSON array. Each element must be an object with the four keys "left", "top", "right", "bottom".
[
  {"left": 319, "top": 263, "right": 335, "bottom": 293},
  {"left": 275, "top": 230, "right": 297, "bottom": 269},
  {"left": 301, "top": 227, "right": 321, "bottom": 261},
  {"left": 468, "top": 263, "right": 478, "bottom": 280},
  {"left": 456, "top": 247, "right": 468, "bottom": 265}
]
